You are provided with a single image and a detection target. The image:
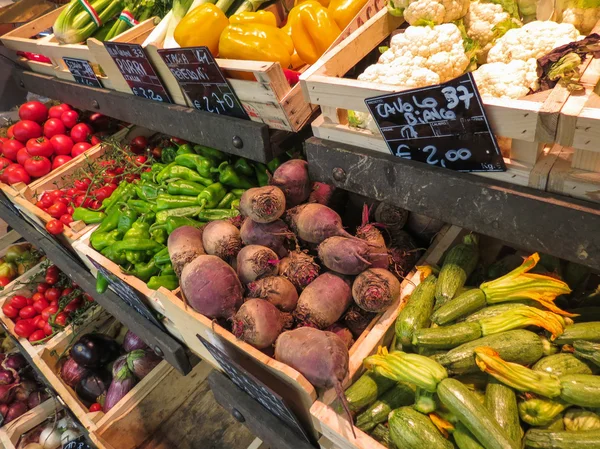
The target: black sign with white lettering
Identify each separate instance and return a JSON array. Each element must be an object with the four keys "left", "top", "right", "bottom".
[
  {"left": 157, "top": 47, "right": 248, "bottom": 120},
  {"left": 63, "top": 435, "right": 93, "bottom": 449},
  {"left": 63, "top": 57, "right": 103, "bottom": 88},
  {"left": 88, "top": 257, "right": 166, "bottom": 331},
  {"left": 104, "top": 42, "right": 172, "bottom": 103},
  {"left": 365, "top": 73, "right": 505, "bottom": 172}
]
